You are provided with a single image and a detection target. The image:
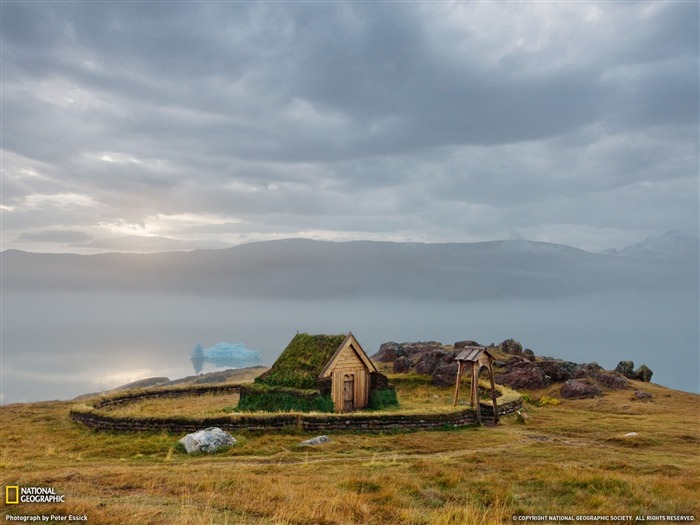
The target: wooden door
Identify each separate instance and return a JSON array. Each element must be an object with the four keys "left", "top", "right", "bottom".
[{"left": 343, "top": 374, "right": 355, "bottom": 411}]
